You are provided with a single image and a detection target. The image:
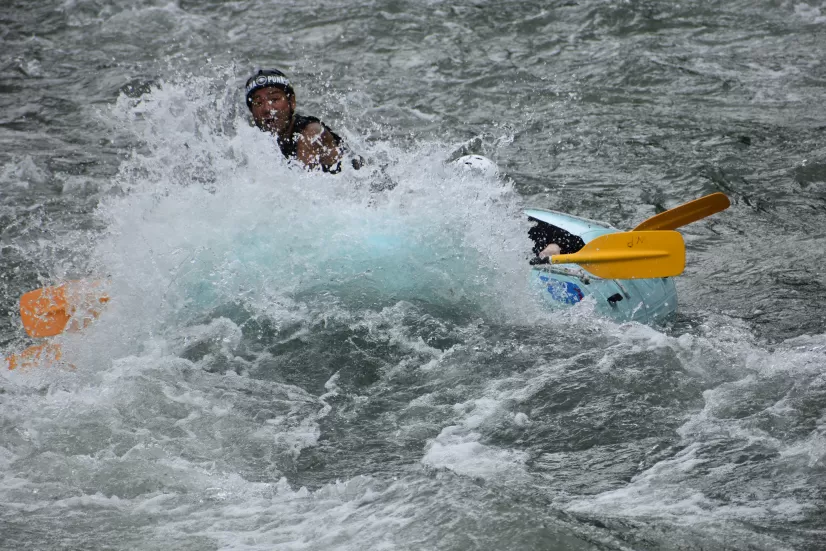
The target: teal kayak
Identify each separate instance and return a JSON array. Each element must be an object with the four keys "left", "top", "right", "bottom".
[{"left": 526, "top": 208, "right": 677, "bottom": 324}]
